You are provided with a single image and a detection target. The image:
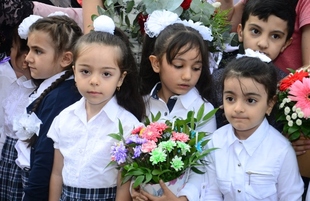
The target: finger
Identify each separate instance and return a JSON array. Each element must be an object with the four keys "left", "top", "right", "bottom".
[
  {"left": 140, "top": 189, "right": 157, "bottom": 200},
  {"left": 295, "top": 150, "right": 306, "bottom": 156}
]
